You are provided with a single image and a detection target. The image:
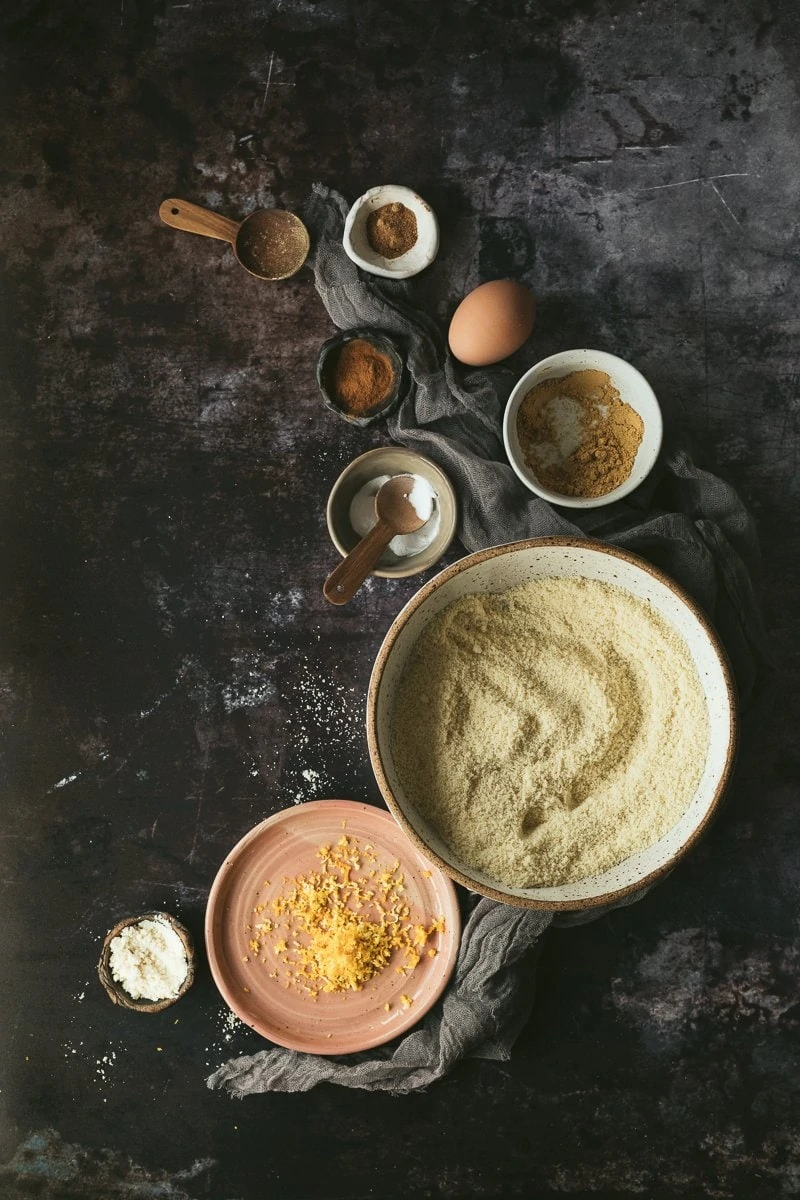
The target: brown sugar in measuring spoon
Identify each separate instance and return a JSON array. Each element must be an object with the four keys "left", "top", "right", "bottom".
[
  {"left": 324, "top": 475, "right": 428, "bottom": 606},
  {"left": 159, "top": 198, "right": 310, "bottom": 280}
]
